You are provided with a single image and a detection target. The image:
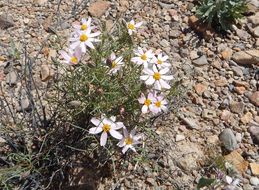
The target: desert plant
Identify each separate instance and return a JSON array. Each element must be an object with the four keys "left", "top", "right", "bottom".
[{"left": 196, "top": 0, "right": 247, "bottom": 31}]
